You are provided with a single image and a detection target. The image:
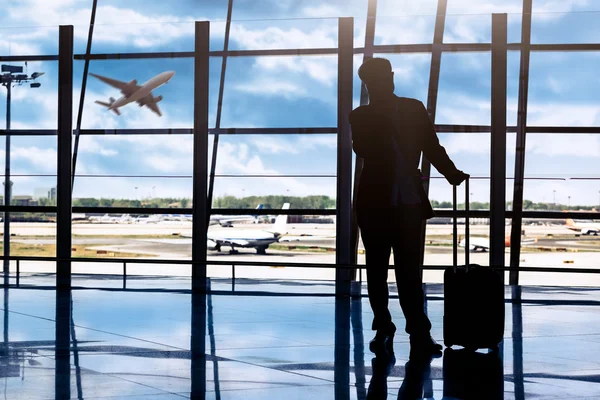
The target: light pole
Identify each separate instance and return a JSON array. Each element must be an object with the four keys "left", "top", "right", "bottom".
[
  {"left": 1, "top": 64, "right": 43, "bottom": 275},
  {"left": 568, "top": 195, "right": 571, "bottom": 209},
  {"left": 553, "top": 190, "right": 556, "bottom": 210}
]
